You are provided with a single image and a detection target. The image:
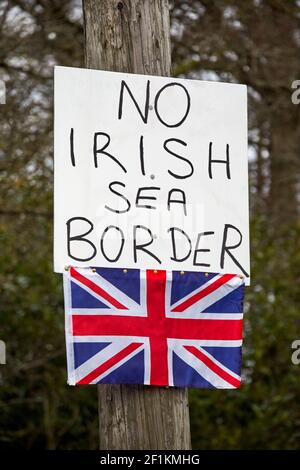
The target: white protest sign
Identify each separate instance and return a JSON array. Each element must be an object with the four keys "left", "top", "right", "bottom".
[{"left": 54, "top": 66, "right": 250, "bottom": 284}]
